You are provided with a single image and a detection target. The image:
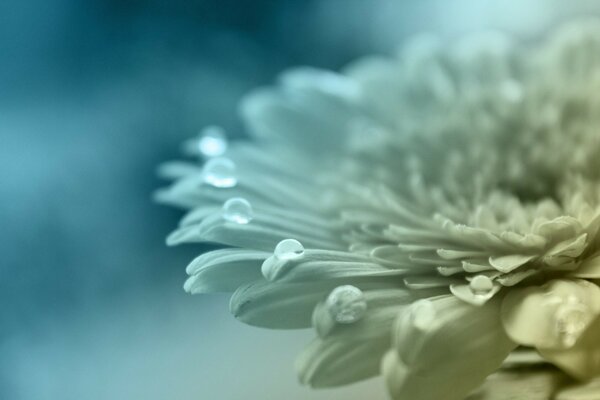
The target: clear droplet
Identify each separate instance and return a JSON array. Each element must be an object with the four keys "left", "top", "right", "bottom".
[
  {"left": 198, "top": 126, "right": 227, "bottom": 157},
  {"left": 222, "top": 198, "right": 253, "bottom": 224},
  {"left": 326, "top": 285, "right": 367, "bottom": 324},
  {"left": 410, "top": 299, "right": 436, "bottom": 330},
  {"left": 274, "top": 239, "right": 304, "bottom": 260},
  {"left": 469, "top": 275, "right": 494, "bottom": 296},
  {"left": 554, "top": 299, "right": 591, "bottom": 348},
  {"left": 202, "top": 157, "right": 237, "bottom": 188}
]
